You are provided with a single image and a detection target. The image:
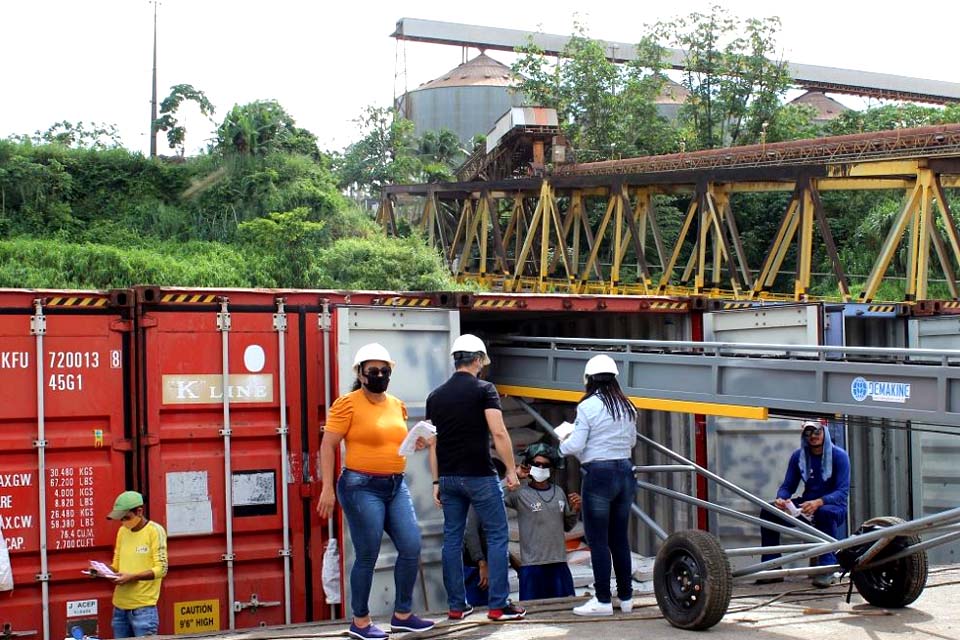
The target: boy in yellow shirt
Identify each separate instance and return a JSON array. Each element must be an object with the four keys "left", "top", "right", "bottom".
[{"left": 104, "top": 491, "right": 168, "bottom": 637}]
